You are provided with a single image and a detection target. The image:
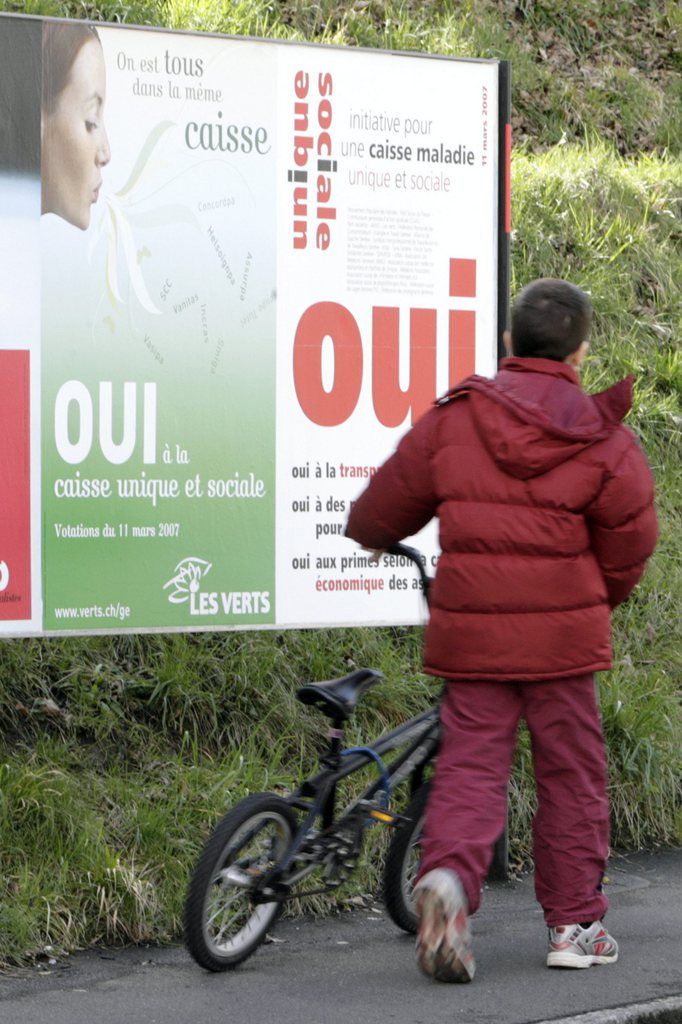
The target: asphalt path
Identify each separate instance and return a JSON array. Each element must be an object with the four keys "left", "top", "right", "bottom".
[{"left": 1, "top": 850, "right": 680, "bottom": 1024}]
